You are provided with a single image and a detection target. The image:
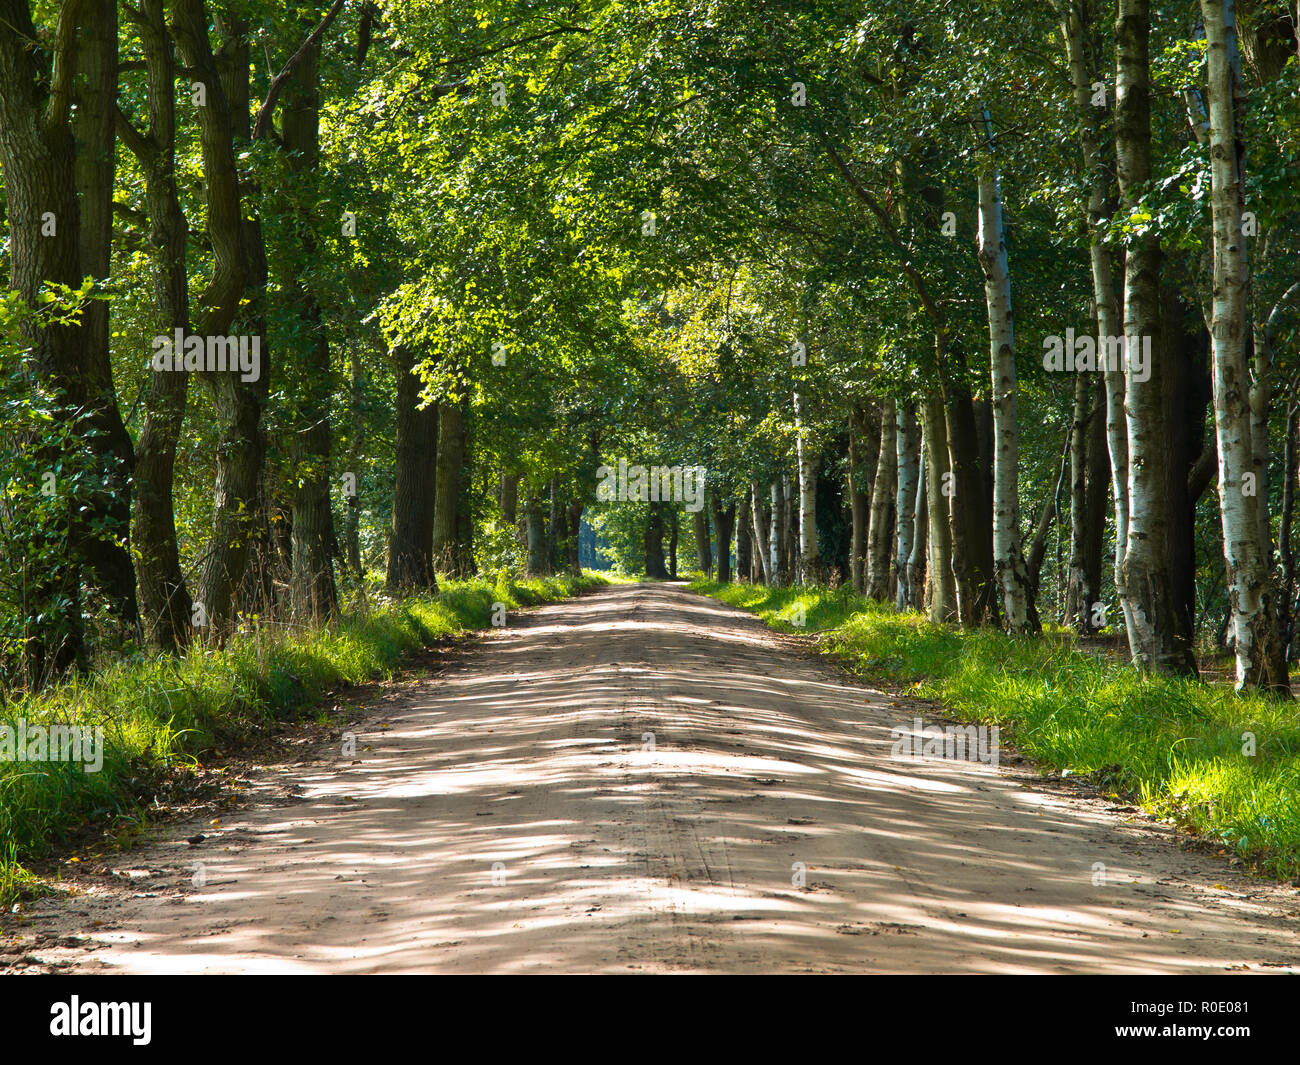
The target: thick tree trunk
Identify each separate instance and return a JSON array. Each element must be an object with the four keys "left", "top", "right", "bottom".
[
  {"left": 867, "top": 399, "right": 897, "bottom": 599},
  {"left": 644, "top": 503, "right": 669, "bottom": 578},
  {"left": 1201, "top": 0, "right": 1290, "bottom": 692},
  {"left": 736, "top": 493, "right": 752, "bottom": 582},
  {"left": 501, "top": 471, "right": 520, "bottom": 527},
  {"left": 282, "top": 32, "right": 337, "bottom": 622},
  {"left": 73, "top": 0, "right": 139, "bottom": 628},
  {"left": 711, "top": 497, "right": 736, "bottom": 583},
  {"left": 431, "top": 397, "right": 465, "bottom": 575},
  {"left": 525, "top": 491, "right": 547, "bottom": 576},
  {"left": 0, "top": 0, "right": 99, "bottom": 678},
  {"left": 386, "top": 349, "right": 438, "bottom": 591},
  {"left": 1115, "top": 0, "right": 1195, "bottom": 673},
  {"left": 922, "top": 394, "right": 957, "bottom": 622},
  {"left": 693, "top": 509, "right": 713, "bottom": 577},
  {"left": 940, "top": 362, "right": 994, "bottom": 625},
  {"left": 122, "top": 0, "right": 194, "bottom": 649},
  {"left": 566, "top": 502, "right": 583, "bottom": 576},
  {"left": 173, "top": 6, "right": 267, "bottom": 637}
]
